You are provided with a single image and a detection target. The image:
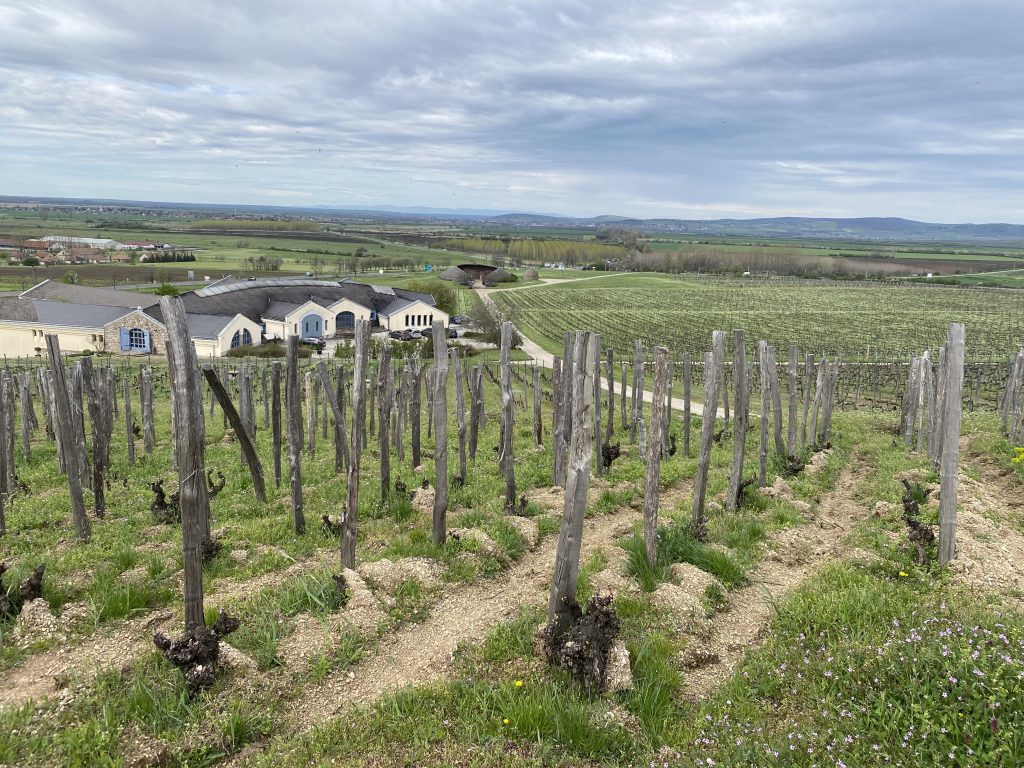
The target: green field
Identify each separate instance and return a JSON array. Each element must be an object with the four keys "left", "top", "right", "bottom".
[{"left": 492, "top": 273, "right": 1024, "bottom": 360}]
